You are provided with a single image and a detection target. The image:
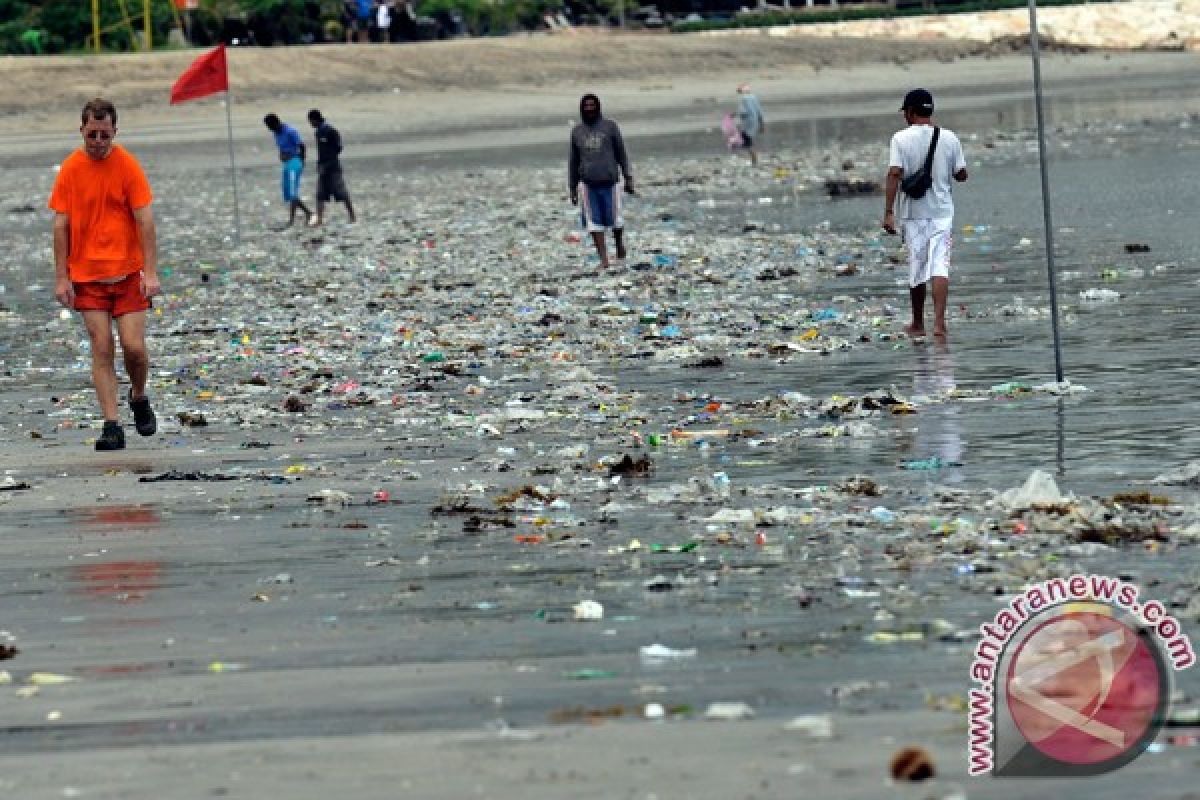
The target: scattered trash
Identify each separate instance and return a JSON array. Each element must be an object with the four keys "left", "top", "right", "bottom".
[
  {"left": 307, "top": 489, "right": 352, "bottom": 508},
  {"left": 1080, "top": 288, "right": 1121, "bottom": 302},
  {"left": 997, "top": 470, "right": 1072, "bottom": 512},
  {"left": 837, "top": 476, "right": 882, "bottom": 496},
  {"left": 283, "top": 395, "right": 310, "bottom": 413},
  {"left": 784, "top": 714, "right": 834, "bottom": 738},
  {"left": 900, "top": 456, "right": 963, "bottom": 470},
  {"left": 869, "top": 507, "right": 896, "bottom": 524},
  {"left": 1152, "top": 463, "right": 1200, "bottom": 487},
  {"left": 643, "top": 575, "right": 677, "bottom": 592},
  {"left": 639, "top": 643, "right": 698, "bottom": 664},
  {"left": 704, "top": 702, "right": 755, "bottom": 721},
  {"left": 0, "top": 101, "right": 1188, "bottom": 779},
  {"left": 563, "top": 668, "right": 618, "bottom": 680},
  {"left": 548, "top": 705, "right": 627, "bottom": 724},
  {"left": 573, "top": 600, "right": 604, "bottom": 621},
  {"left": 890, "top": 746, "right": 936, "bottom": 782},
  {"left": 1111, "top": 491, "right": 1170, "bottom": 506},
  {"left": 28, "top": 672, "right": 77, "bottom": 685},
  {"left": 138, "top": 470, "right": 268, "bottom": 483},
  {"left": 610, "top": 454, "right": 653, "bottom": 476}
]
